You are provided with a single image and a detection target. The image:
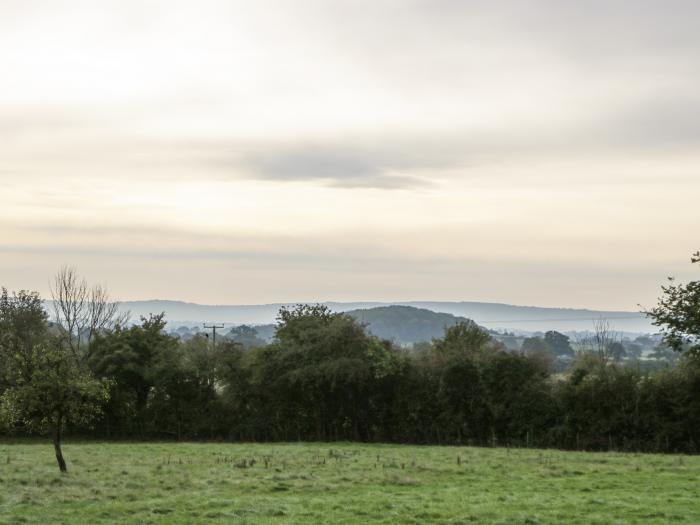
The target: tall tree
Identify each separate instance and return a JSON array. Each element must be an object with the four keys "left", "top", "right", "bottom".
[
  {"left": 430, "top": 322, "right": 499, "bottom": 444},
  {"left": 250, "top": 304, "right": 400, "bottom": 441},
  {"left": 89, "top": 313, "right": 177, "bottom": 437}
]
